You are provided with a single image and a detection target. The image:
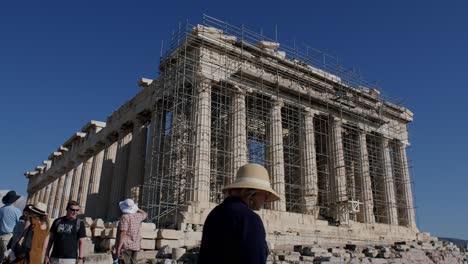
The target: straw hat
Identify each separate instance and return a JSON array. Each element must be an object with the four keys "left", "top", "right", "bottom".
[
  {"left": 223, "top": 163, "right": 280, "bottom": 202},
  {"left": 27, "top": 202, "right": 48, "bottom": 216},
  {"left": 119, "top": 198, "right": 139, "bottom": 214}
]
